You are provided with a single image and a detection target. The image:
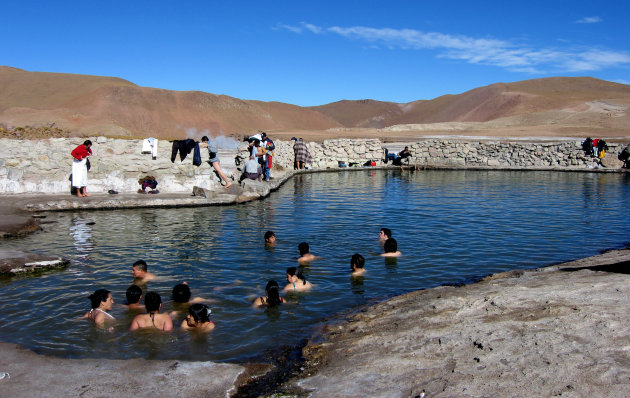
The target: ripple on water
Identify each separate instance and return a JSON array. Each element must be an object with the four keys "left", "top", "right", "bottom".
[{"left": 1, "top": 170, "right": 629, "bottom": 361}]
